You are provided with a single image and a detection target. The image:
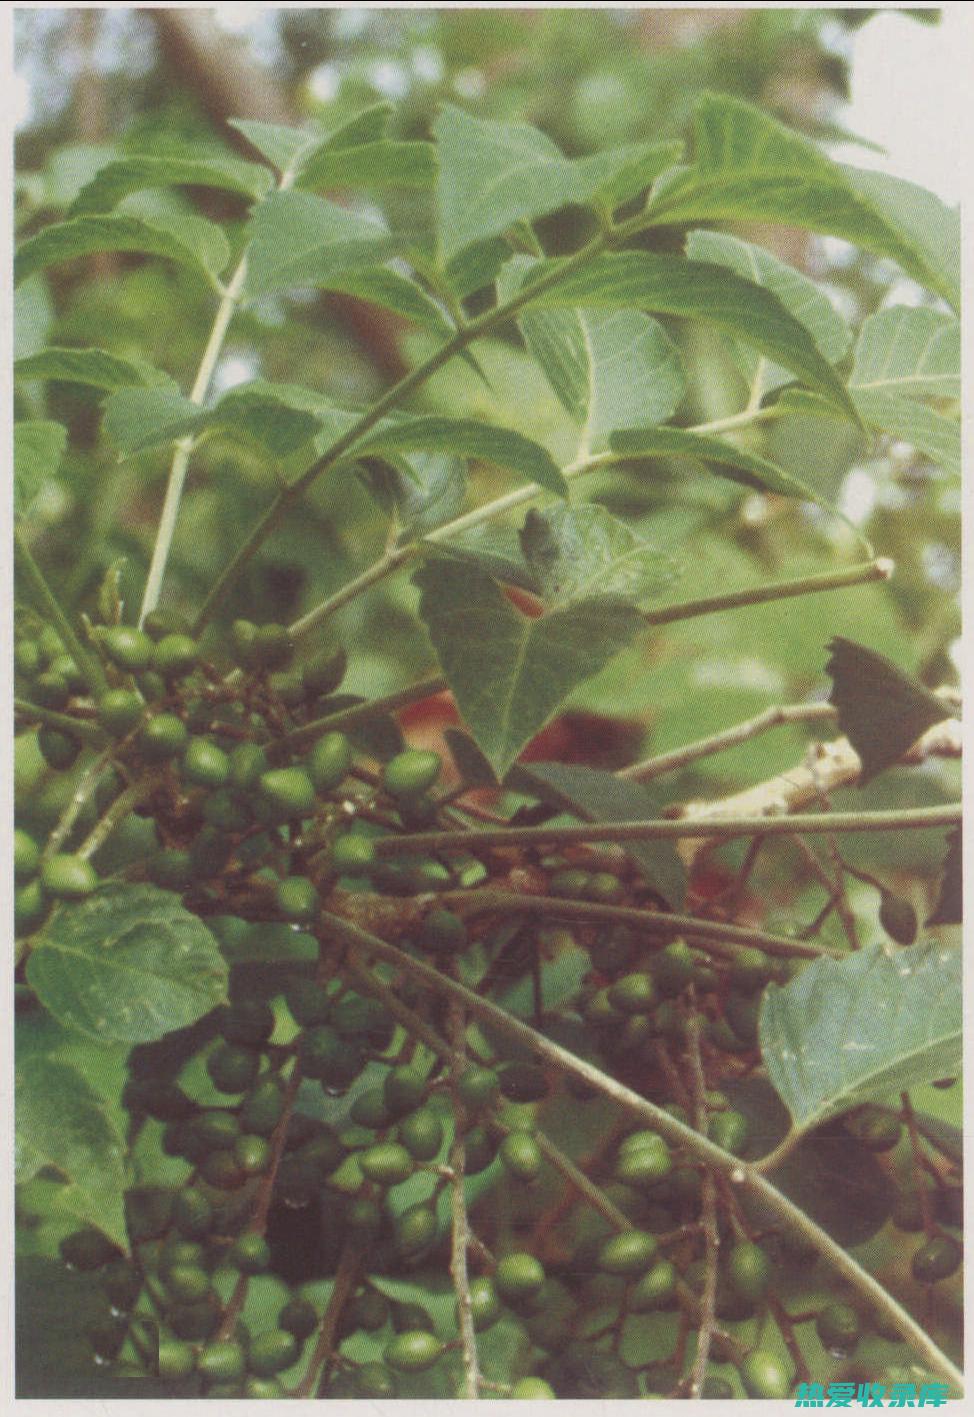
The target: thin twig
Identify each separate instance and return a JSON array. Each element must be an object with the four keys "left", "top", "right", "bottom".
[
  {"left": 15, "top": 528, "right": 108, "bottom": 695},
  {"left": 42, "top": 747, "right": 114, "bottom": 860},
  {"left": 446, "top": 996, "right": 480, "bottom": 1400},
  {"left": 14, "top": 697, "right": 106, "bottom": 742},
  {"left": 685, "top": 1004, "right": 719, "bottom": 1399},
  {"left": 619, "top": 702, "right": 836, "bottom": 782},
  {"left": 296, "top": 1240, "right": 362, "bottom": 1399},
  {"left": 76, "top": 781, "right": 148, "bottom": 860}
]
